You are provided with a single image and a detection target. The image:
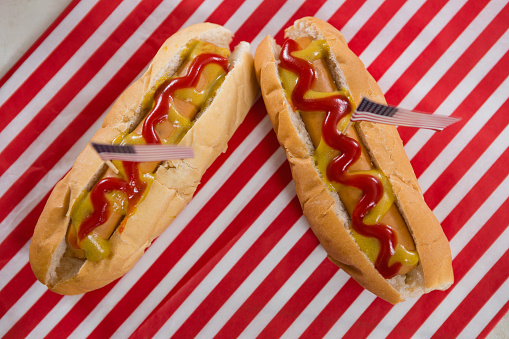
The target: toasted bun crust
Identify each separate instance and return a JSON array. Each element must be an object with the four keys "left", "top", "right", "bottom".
[
  {"left": 29, "top": 23, "right": 259, "bottom": 295},
  {"left": 254, "top": 17, "right": 453, "bottom": 304}
]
